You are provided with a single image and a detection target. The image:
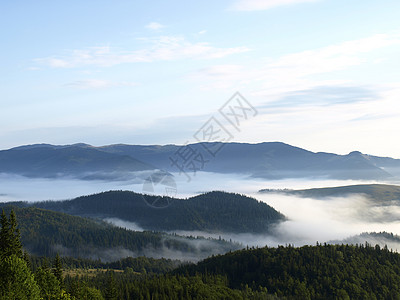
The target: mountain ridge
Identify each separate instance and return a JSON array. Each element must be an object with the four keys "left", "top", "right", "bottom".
[
  {"left": 259, "top": 183, "right": 400, "bottom": 204},
  {"left": 1, "top": 141, "right": 399, "bottom": 180}
]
